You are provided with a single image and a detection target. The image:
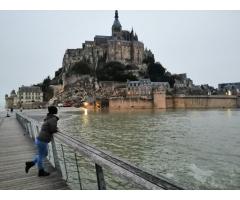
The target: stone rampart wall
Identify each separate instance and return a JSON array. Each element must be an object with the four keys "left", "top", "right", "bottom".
[
  {"left": 109, "top": 95, "right": 238, "bottom": 109},
  {"left": 166, "top": 96, "right": 237, "bottom": 109},
  {"left": 109, "top": 97, "right": 152, "bottom": 109},
  {"left": 237, "top": 97, "right": 240, "bottom": 108}
]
